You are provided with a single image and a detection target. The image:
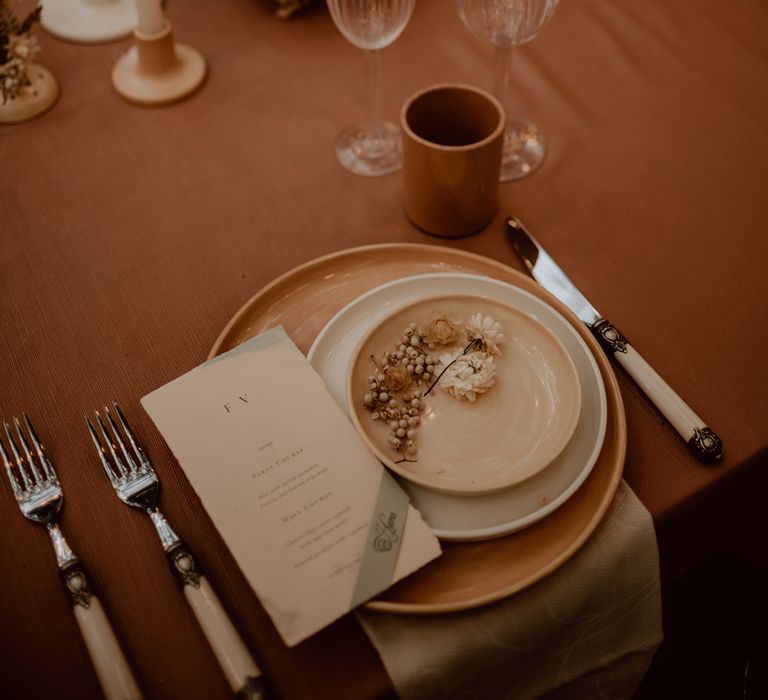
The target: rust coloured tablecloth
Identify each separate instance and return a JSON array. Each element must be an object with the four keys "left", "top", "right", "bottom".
[{"left": 1, "top": 0, "right": 767, "bottom": 697}]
